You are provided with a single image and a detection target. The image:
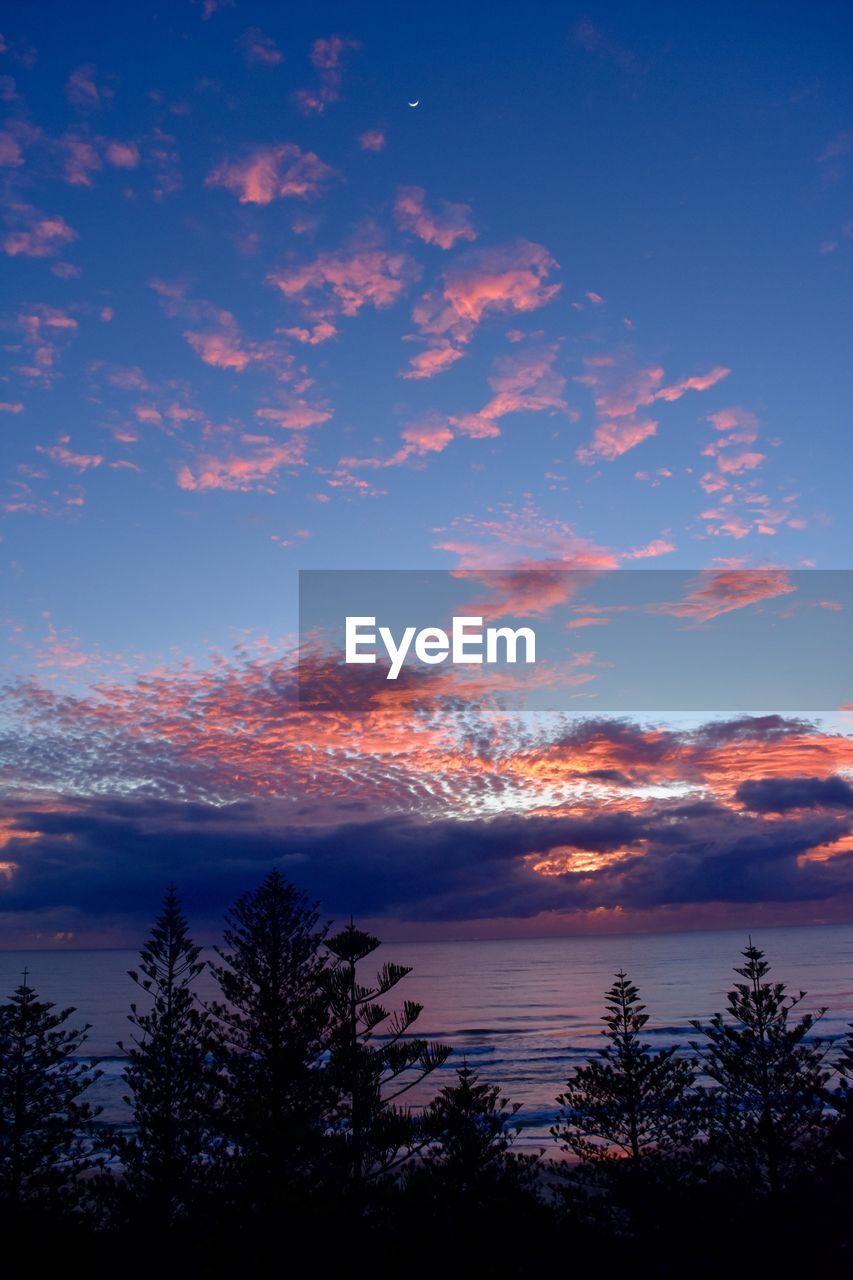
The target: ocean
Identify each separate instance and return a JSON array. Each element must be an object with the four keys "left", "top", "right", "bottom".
[{"left": 4, "top": 923, "right": 852, "bottom": 1150}]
